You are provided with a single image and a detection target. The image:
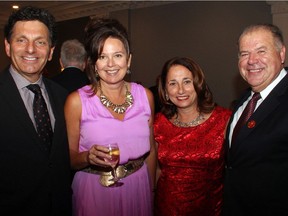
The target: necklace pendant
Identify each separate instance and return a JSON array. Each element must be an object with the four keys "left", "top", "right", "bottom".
[
  {"left": 100, "top": 95, "right": 110, "bottom": 107},
  {"left": 114, "top": 107, "right": 125, "bottom": 114},
  {"left": 99, "top": 83, "right": 134, "bottom": 114}
]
